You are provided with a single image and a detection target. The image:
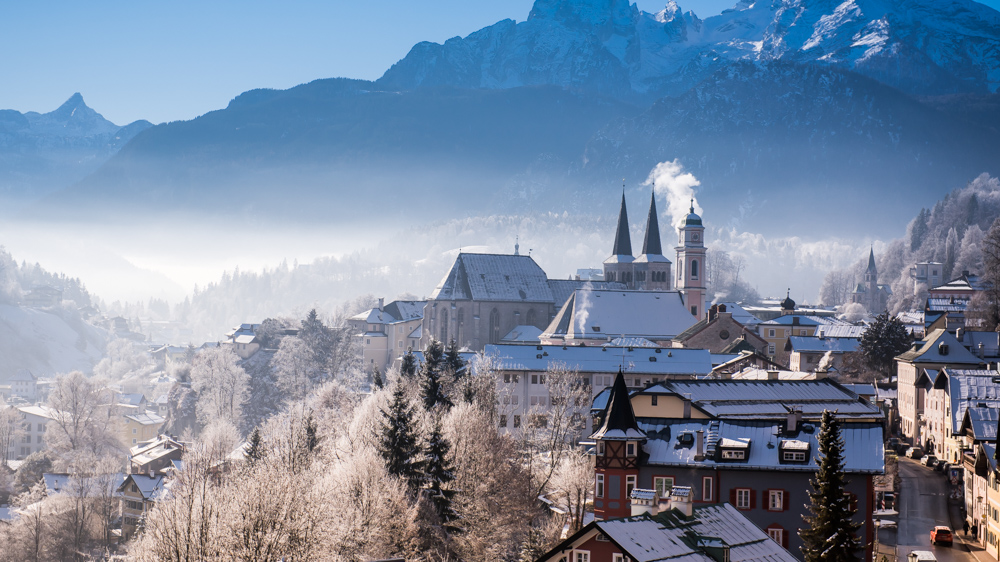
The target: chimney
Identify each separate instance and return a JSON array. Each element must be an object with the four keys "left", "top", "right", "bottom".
[
  {"left": 378, "top": 298, "right": 384, "bottom": 312},
  {"left": 695, "top": 430, "right": 705, "bottom": 461},
  {"left": 709, "top": 305, "right": 719, "bottom": 322},
  {"left": 683, "top": 394, "right": 692, "bottom": 419},
  {"left": 979, "top": 342, "right": 985, "bottom": 359},
  {"left": 786, "top": 408, "right": 802, "bottom": 433},
  {"left": 630, "top": 489, "right": 659, "bottom": 517},
  {"left": 767, "top": 370, "right": 779, "bottom": 381},
  {"left": 957, "top": 328, "right": 964, "bottom": 342},
  {"left": 670, "top": 486, "right": 694, "bottom": 517}
]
